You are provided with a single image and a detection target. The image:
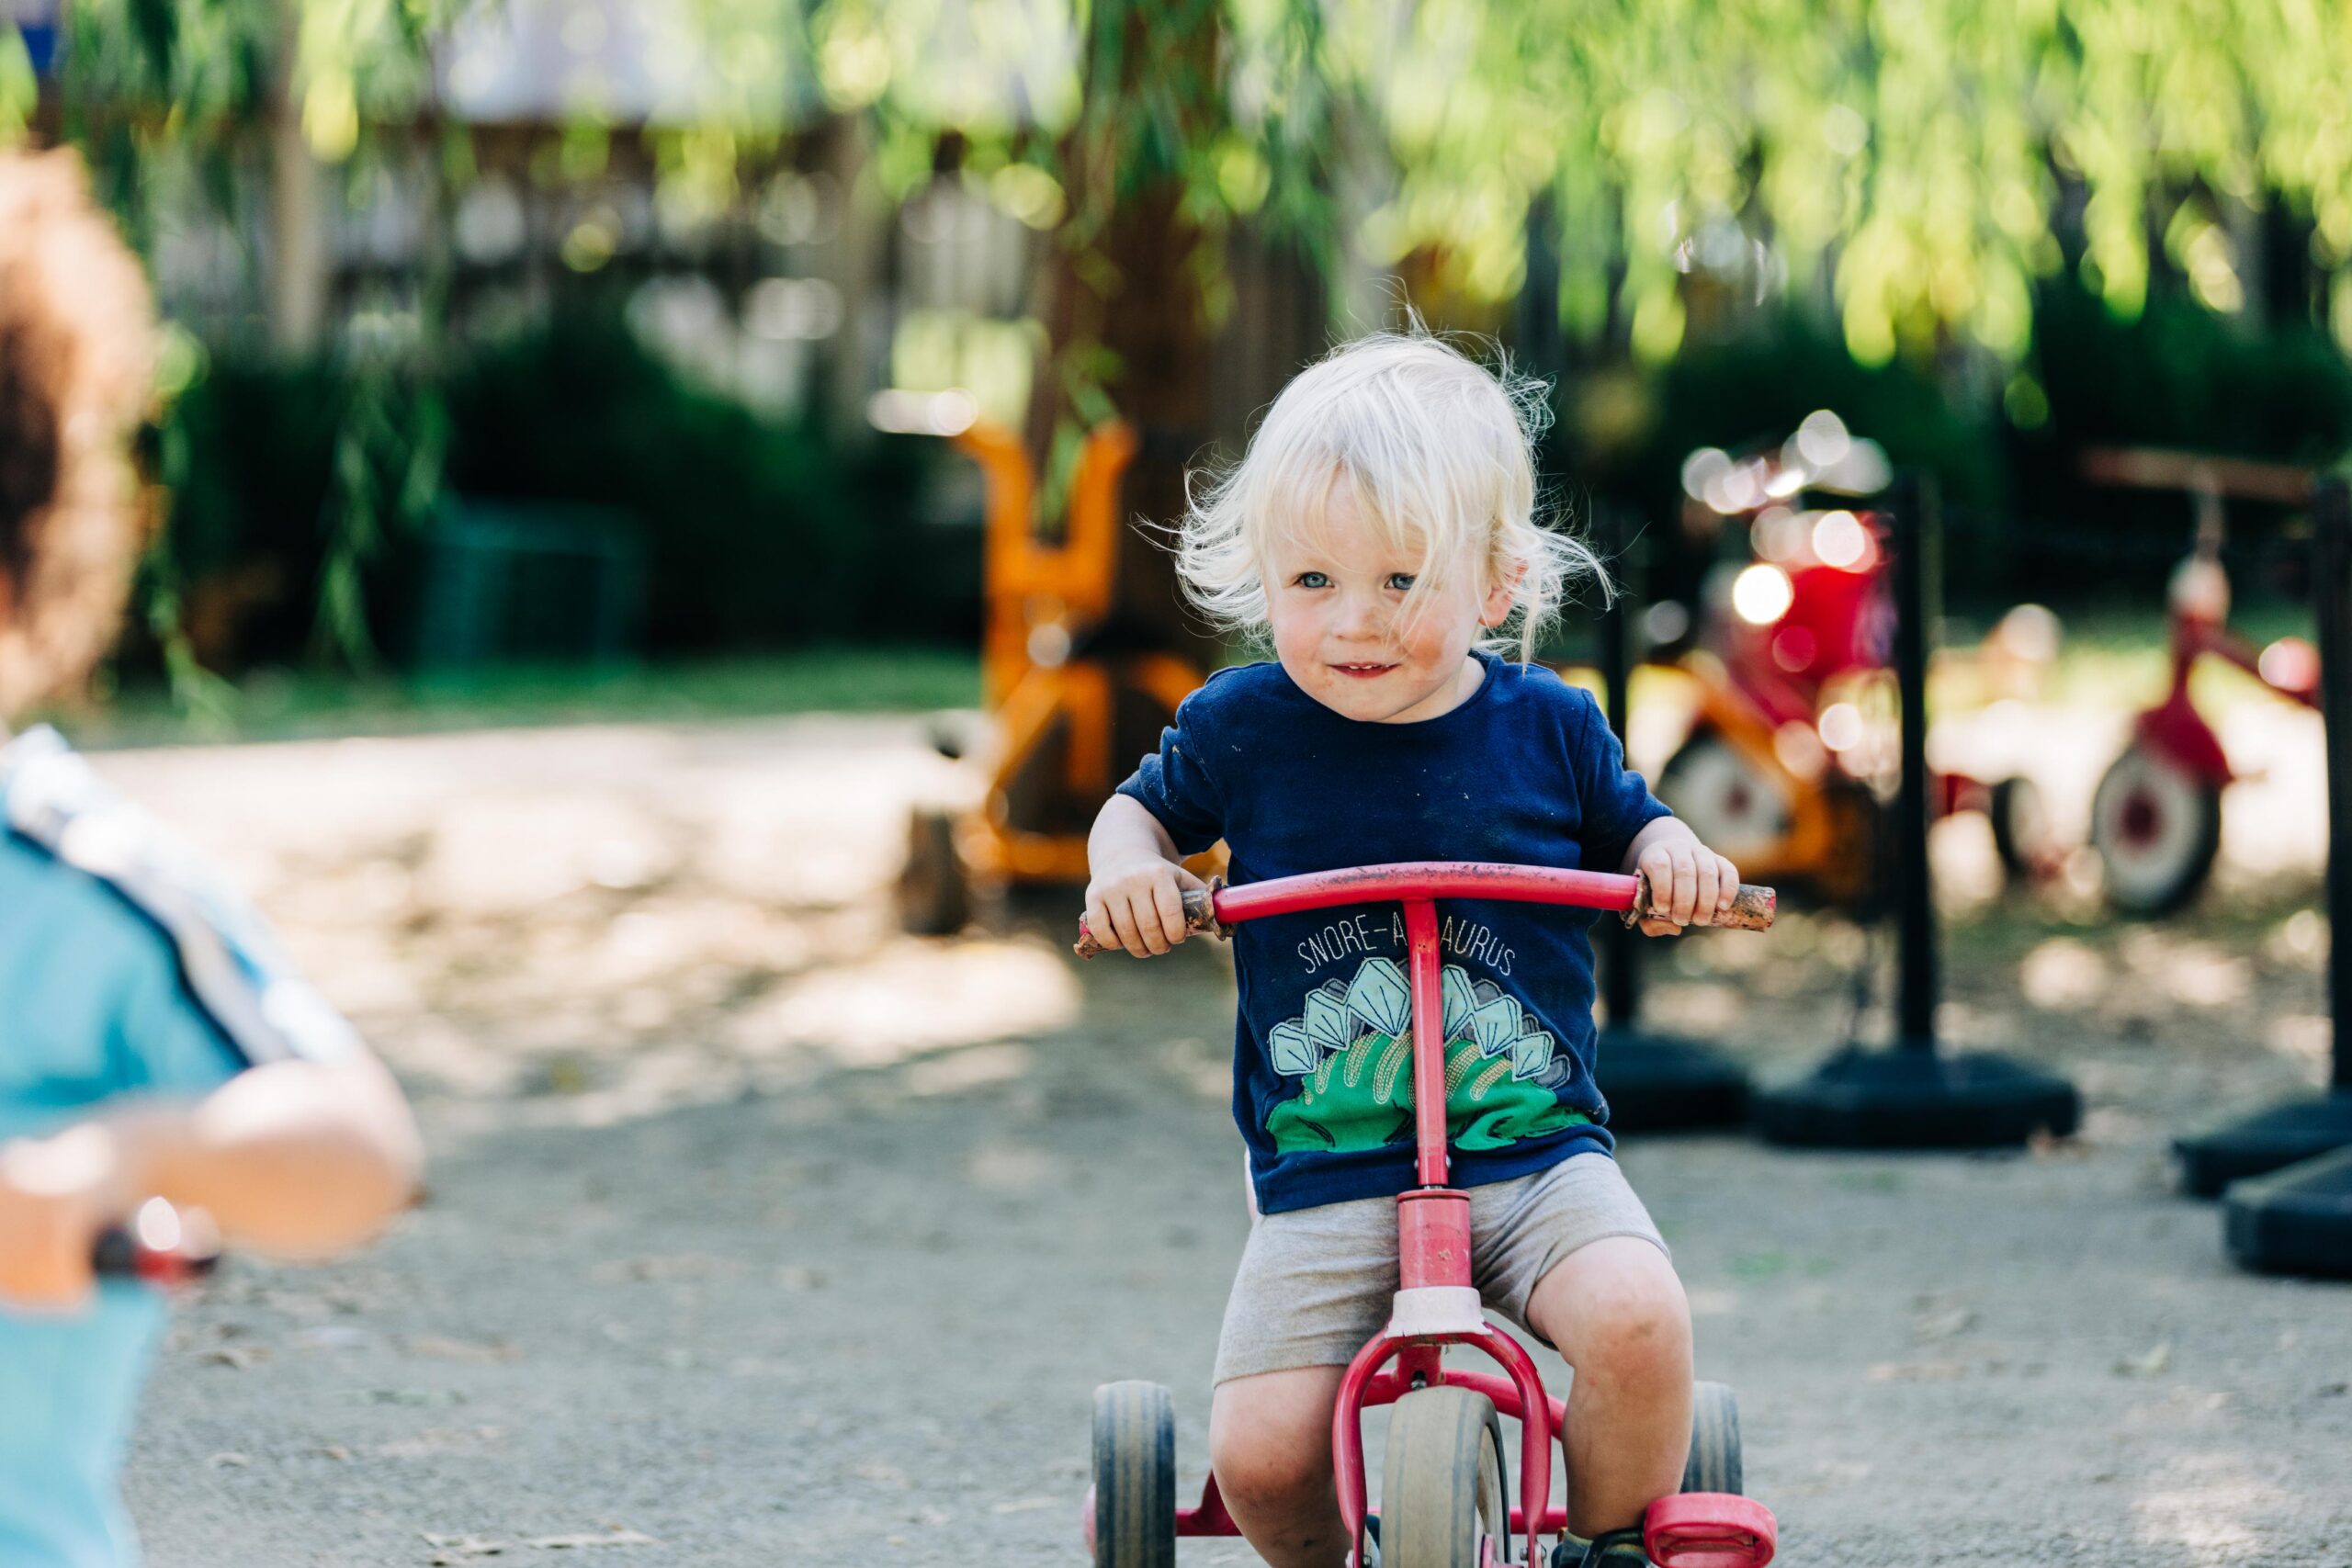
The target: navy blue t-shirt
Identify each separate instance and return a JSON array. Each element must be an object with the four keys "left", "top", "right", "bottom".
[{"left": 1116, "top": 651, "right": 1673, "bottom": 1214}]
